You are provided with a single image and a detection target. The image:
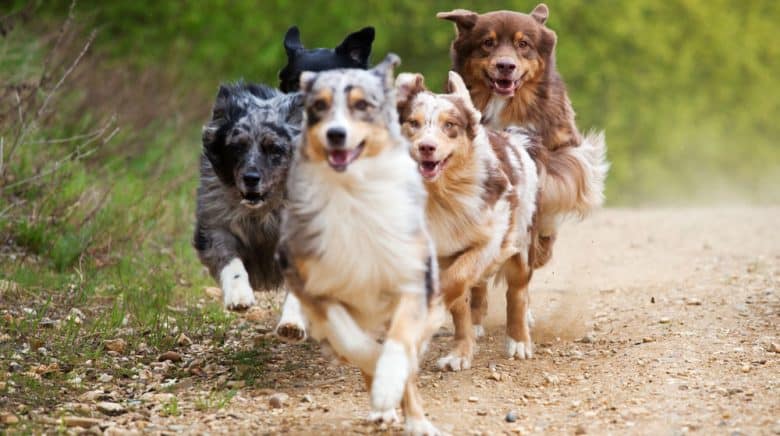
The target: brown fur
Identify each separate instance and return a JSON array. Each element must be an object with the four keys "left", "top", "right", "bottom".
[{"left": 438, "top": 4, "right": 581, "bottom": 151}]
